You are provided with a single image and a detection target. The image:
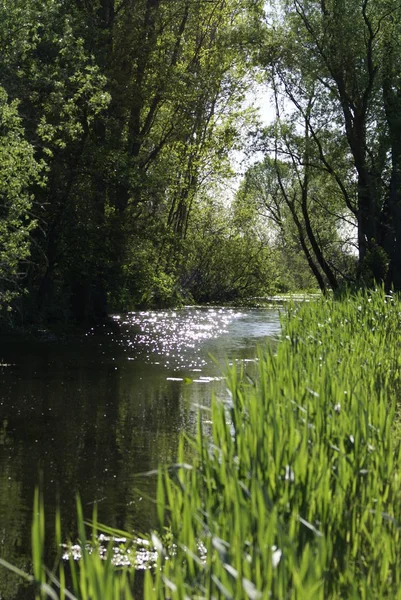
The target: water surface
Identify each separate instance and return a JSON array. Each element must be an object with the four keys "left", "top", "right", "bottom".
[{"left": 0, "top": 307, "right": 280, "bottom": 597}]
